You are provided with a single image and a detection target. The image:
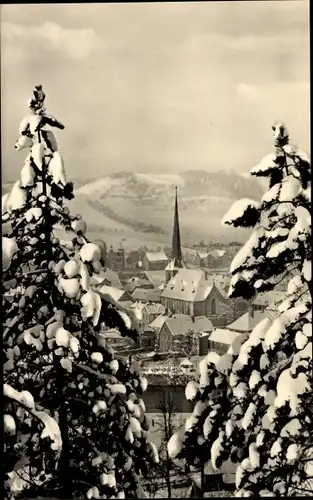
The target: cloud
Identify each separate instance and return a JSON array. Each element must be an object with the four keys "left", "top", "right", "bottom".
[
  {"left": 0, "top": 3, "right": 309, "bottom": 184},
  {"left": 1, "top": 21, "right": 104, "bottom": 62},
  {"left": 237, "top": 83, "right": 261, "bottom": 100}
]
